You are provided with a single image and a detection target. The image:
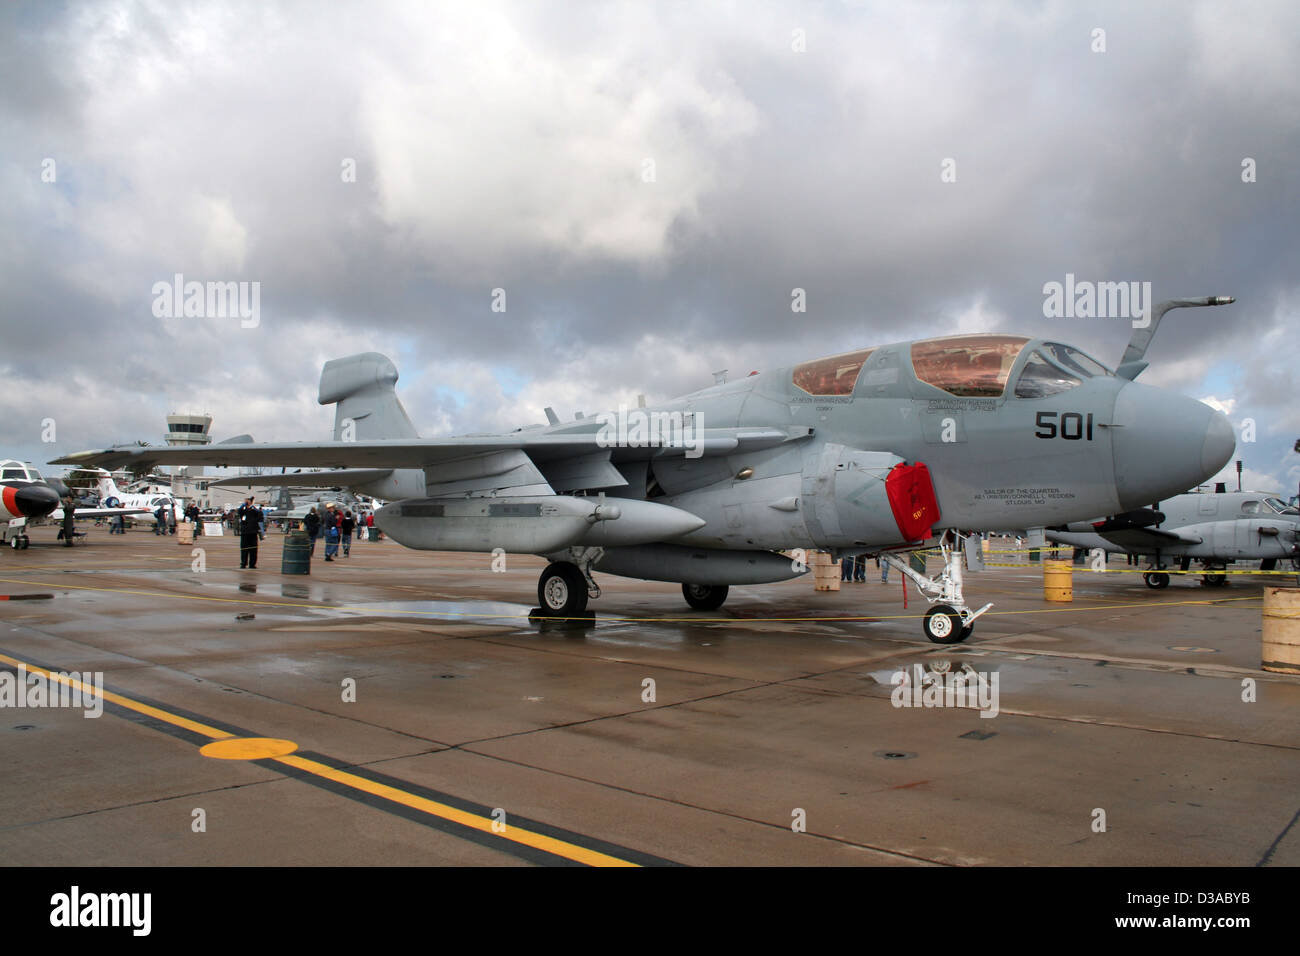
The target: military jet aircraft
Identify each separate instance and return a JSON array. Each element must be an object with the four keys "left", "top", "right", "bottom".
[
  {"left": 1046, "top": 489, "right": 1300, "bottom": 588},
  {"left": 54, "top": 296, "right": 1237, "bottom": 642},
  {"left": 1, "top": 459, "right": 147, "bottom": 548}
]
